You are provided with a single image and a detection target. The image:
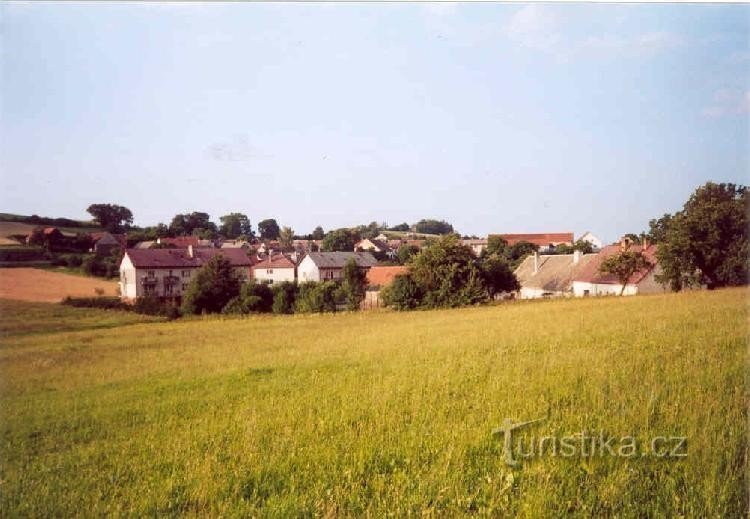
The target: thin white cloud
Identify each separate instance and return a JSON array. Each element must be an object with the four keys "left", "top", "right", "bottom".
[{"left": 701, "top": 88, "right": 750, "bottom": 118}]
